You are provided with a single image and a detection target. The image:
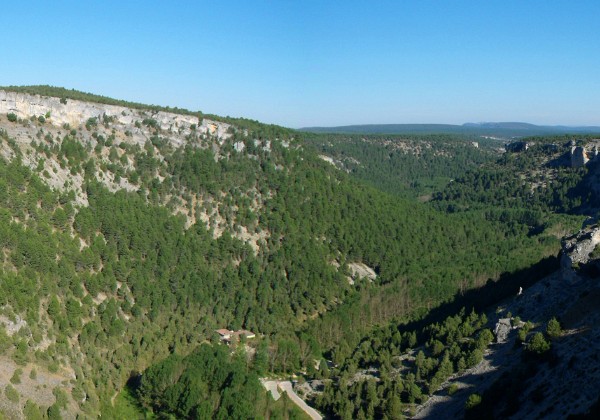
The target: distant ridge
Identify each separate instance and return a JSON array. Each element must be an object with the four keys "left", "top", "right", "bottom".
[{"left": 300, "top": 122, "right": 600, "bottom": 137}]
